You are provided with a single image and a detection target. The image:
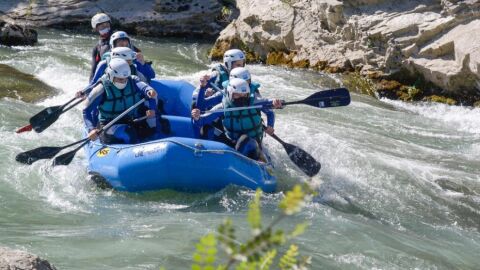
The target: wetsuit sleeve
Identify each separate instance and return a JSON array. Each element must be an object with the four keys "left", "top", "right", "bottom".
[
  {"left": 133, "top": 78, "right": 157, "bottom": 110},
  {"left": 262, "top": 108, "right": 275, "bottom": 127},
  {"left": 202, "top": 91, "right": 223, "bottom": 109},
  {"left": 134, "top": 59, "right": 155, "bottom": 81},
  {"left": 192, "top": 104, "right": 224, "bottom": 128},
  {"left": 253, "top": 95, "right": 275, "bottom": 127},
  {"left": 89, "top": 46, "right": 99, "bottom": 82},
  {"left": 90, "top": 61, "right": 107, "bottom": 85},
  {"left": 83, "top": 84, "right": 104, "bottom": 131}
]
